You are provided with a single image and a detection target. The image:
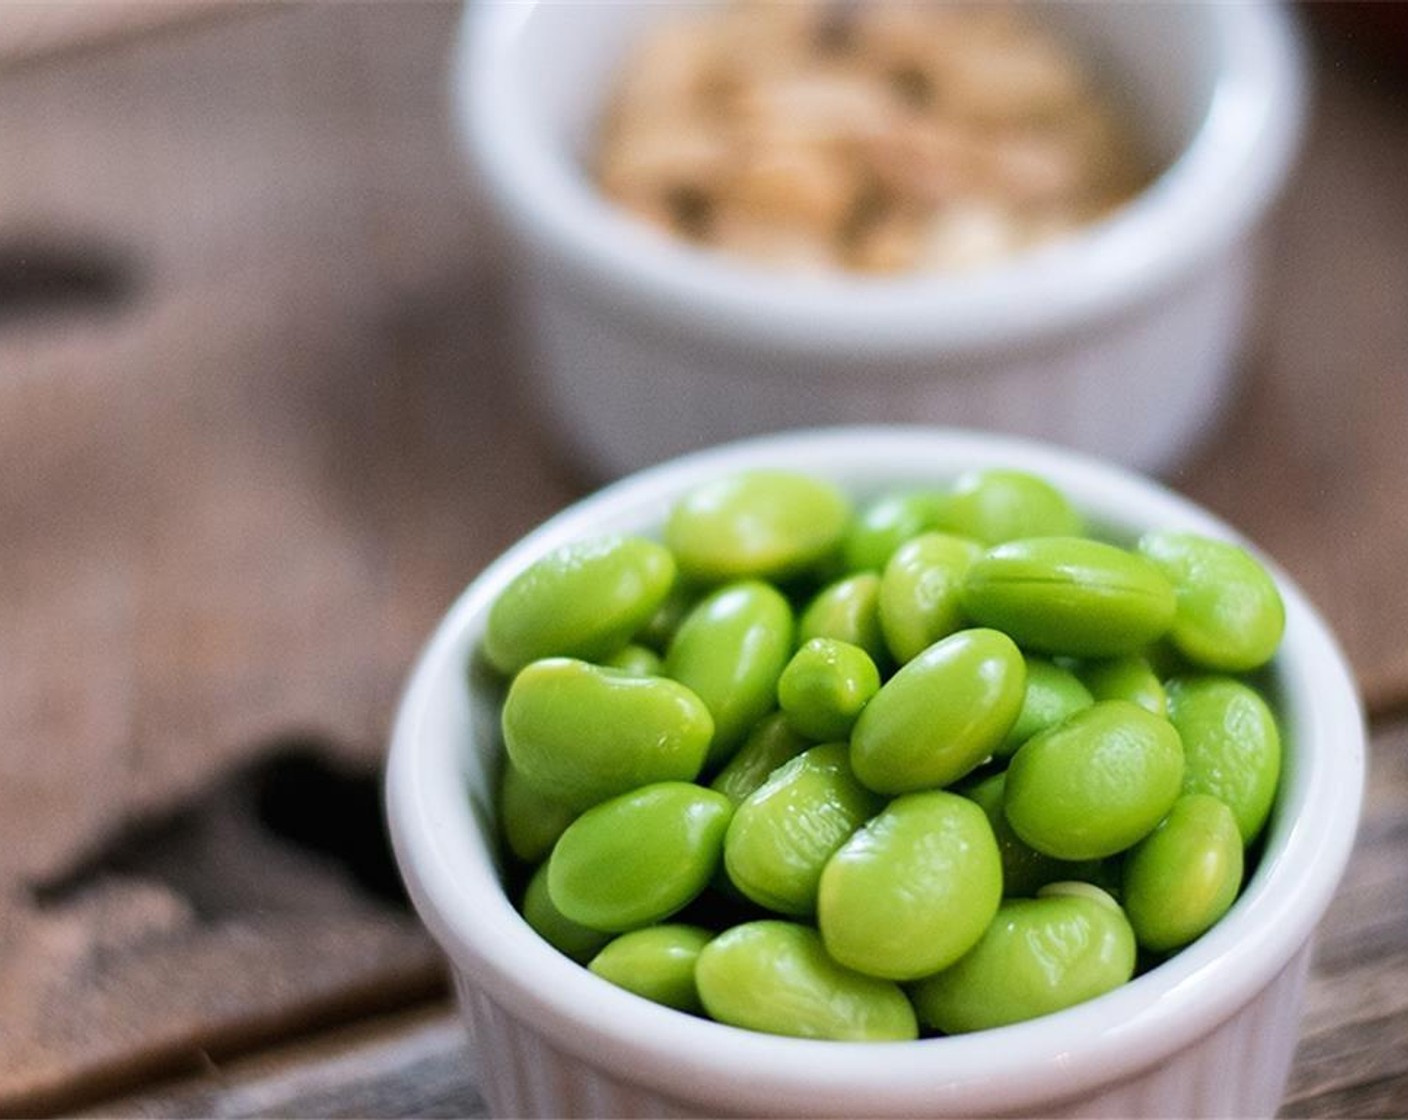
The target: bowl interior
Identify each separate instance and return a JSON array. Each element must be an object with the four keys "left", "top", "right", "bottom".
[{"left": 389, "top": 427, "right": 1363, "bottom": 1116}]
